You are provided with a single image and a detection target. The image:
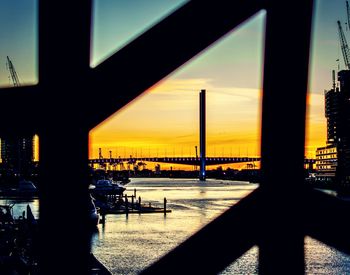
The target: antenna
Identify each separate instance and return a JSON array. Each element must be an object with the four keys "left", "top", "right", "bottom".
[{"left": 336, "top": 58, "right": 340, "bottom": 71}]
